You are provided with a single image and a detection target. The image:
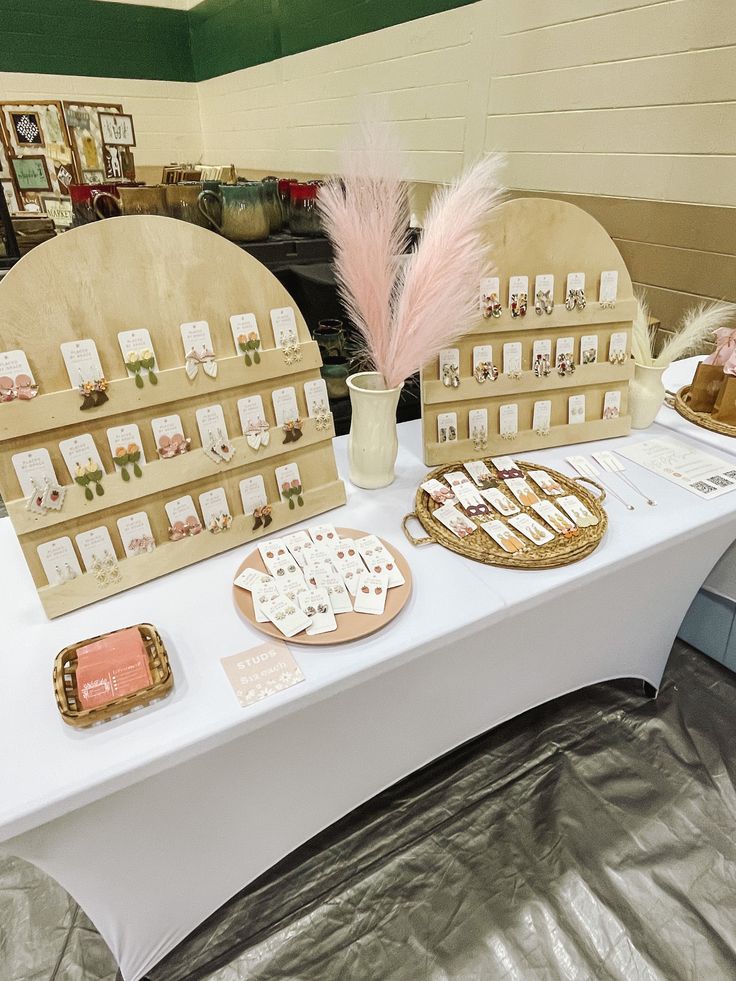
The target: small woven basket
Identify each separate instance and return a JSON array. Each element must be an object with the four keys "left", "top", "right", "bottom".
[
  {"left": 665, "top": 385, "right": 736, "bottom": 438},
  {"left": 53, "top": 623, "right": 173, "bottom": 728},
  {"left": 403, "top": 459, "right": 607, "bottom": 570}
]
